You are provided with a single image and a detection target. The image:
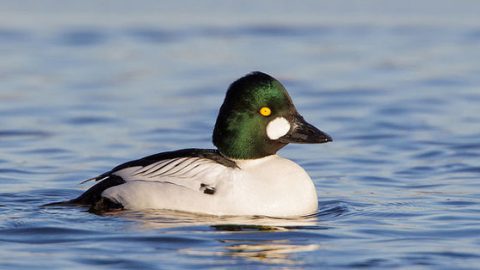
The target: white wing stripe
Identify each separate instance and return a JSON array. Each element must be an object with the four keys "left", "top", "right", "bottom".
[
  {"left": 161, "top": 158, "right": 200, "bottom": 177},
  {"left": 148, "top": 158, "right": 188, "bottom": 178},
  {"left": 132, "top": 159, "right": 172, "bottom": 176},
  {"left": 138, "top": 158, "right": 181, "bottom": 177},
  {"left": 111, "top": 157, "right": 230, "bottom": 193},
  {"left": 186, "top": 164, "right": 212, "bottom": 179},
  {"left": 176, "top": 159, "right": 210, "bottom": 177},
  {"left": 149, "top": 158, "right": 184, "bottom": 175}
]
